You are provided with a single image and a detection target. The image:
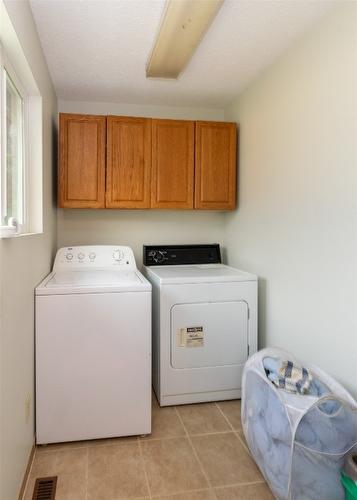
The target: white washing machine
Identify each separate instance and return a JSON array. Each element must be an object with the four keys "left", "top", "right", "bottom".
[
  {"left": 144, "top": 244, "right": 257, "bottom": 406},
  {"left": 35, "top": 245, "right": 151, "bottom": 444}
]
